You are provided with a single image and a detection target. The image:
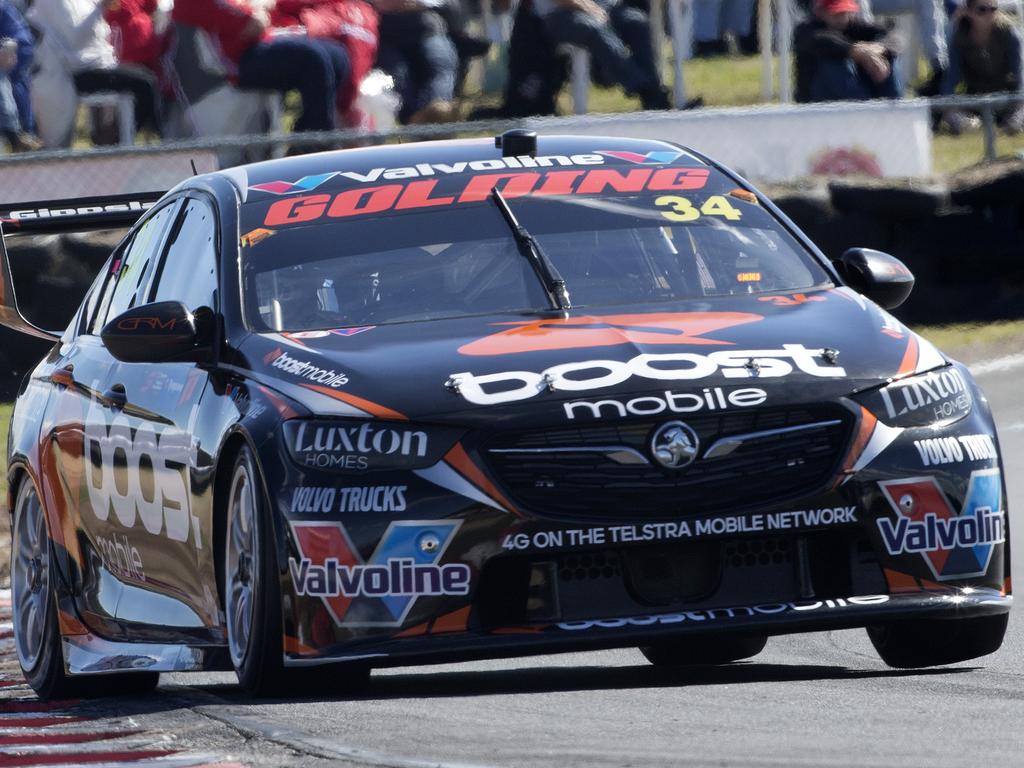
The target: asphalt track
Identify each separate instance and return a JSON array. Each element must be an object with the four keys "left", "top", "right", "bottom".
[{"left": 127, "top": 355, "right": 1024, "bottom": 766}]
